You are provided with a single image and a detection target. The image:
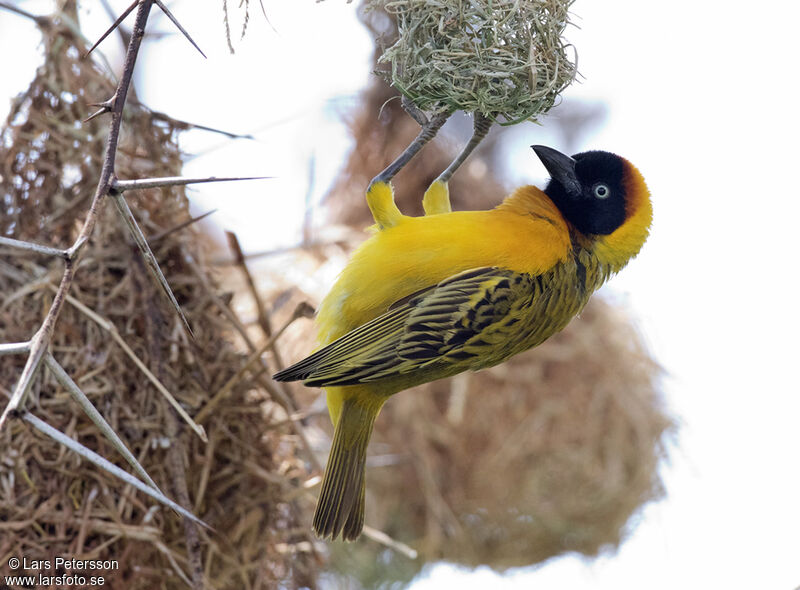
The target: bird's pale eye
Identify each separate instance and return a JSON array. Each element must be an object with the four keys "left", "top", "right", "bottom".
[{"left": 593, "top": 183, "right": 611, "bottom": 199}]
